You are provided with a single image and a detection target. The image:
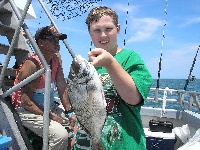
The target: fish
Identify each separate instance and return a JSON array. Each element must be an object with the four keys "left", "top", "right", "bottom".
[{"left": 67, "top": 55, "right": 107, "bottom": 150}]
